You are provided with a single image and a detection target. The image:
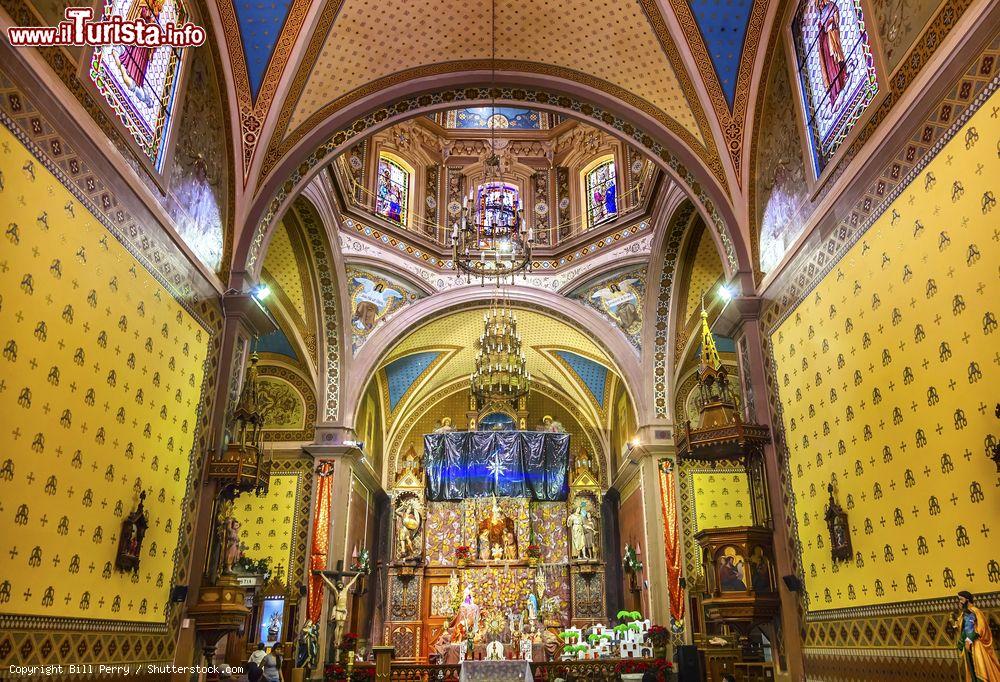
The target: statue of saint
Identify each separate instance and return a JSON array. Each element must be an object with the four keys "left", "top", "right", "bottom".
[
  {"left": 221, "top": 517, "right": 242, "bottom": 574},
  {"left": 434, "top": 417, "right": 455, "bottom": 434},
  {"left": 567, "top": 499, "right": 597, "bottom": 560},
  {"left": 394, "top": 497, "right": 423, "bottom": 559},
  {"left": 478, "top": 530, "right": 491, "bottom": 561},
  {"left": 296, "top": 619, "right": 319, "bottom": 669},
  {"left": 540, "top": 415, "right": 565, "bottom": 433},
  {"left": 503, "top": 528, "right": 518, "bottom": 560}
]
